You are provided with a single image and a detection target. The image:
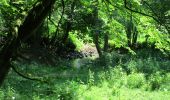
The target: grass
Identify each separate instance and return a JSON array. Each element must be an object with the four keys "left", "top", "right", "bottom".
[{"left": 0, "top": 49, "right": 170, "bottom": 100}]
